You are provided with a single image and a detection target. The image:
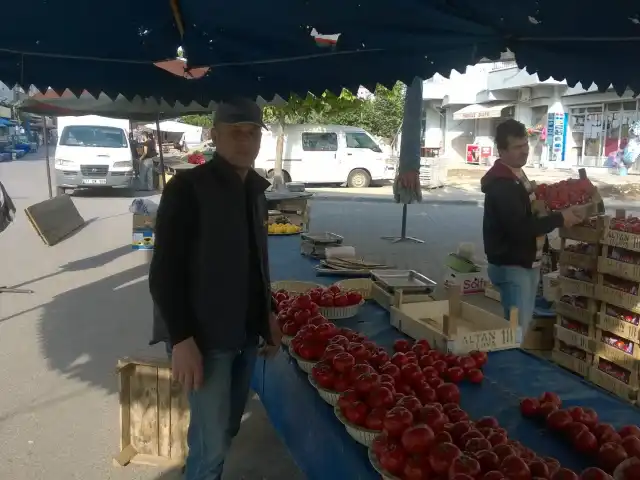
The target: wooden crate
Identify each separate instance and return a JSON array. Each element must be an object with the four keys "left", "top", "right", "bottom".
[
  {"left": 595, "top": 273, "right": 640, "bottom": 314},
  {"left": 558, "top": 265, "right": 596, "bottom": 298},
  {"left": 589, "top": 357, "right": 639, "bottom": 403},
  {"left": 593, "top": 328, "right": 640, "bottom": 372},
  {"left": 602, "top": 209, "right": 640, "bottom": 253},
  {"left": 555, "top": 297, "right": 598, "bottom": 324},
  {"left": 551, "top": 341, "right": 593, "bottom": 377},
  {"left": 389, "top": 288, "right": 519, "bottom": 354},
  {"left": 114, "top": 357, "right": 189, "bottom": 468},
  {"left": 598, "top": 244, "right": 640, "bottom": 283},
  {"left": 558, "top": 238, "right": 599, "bottom": 271},
  {"left": 559, "top": 216, "right": 605, "bottom": 243},
  {"left": 597, "top": 303, "right": 640, "bottom": 344},
  {"left": 371, "top": 281, "right": 433, "bottom": 312},
  {"left": 554, "top": 322, "right": 596, "bottom": 353}
]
